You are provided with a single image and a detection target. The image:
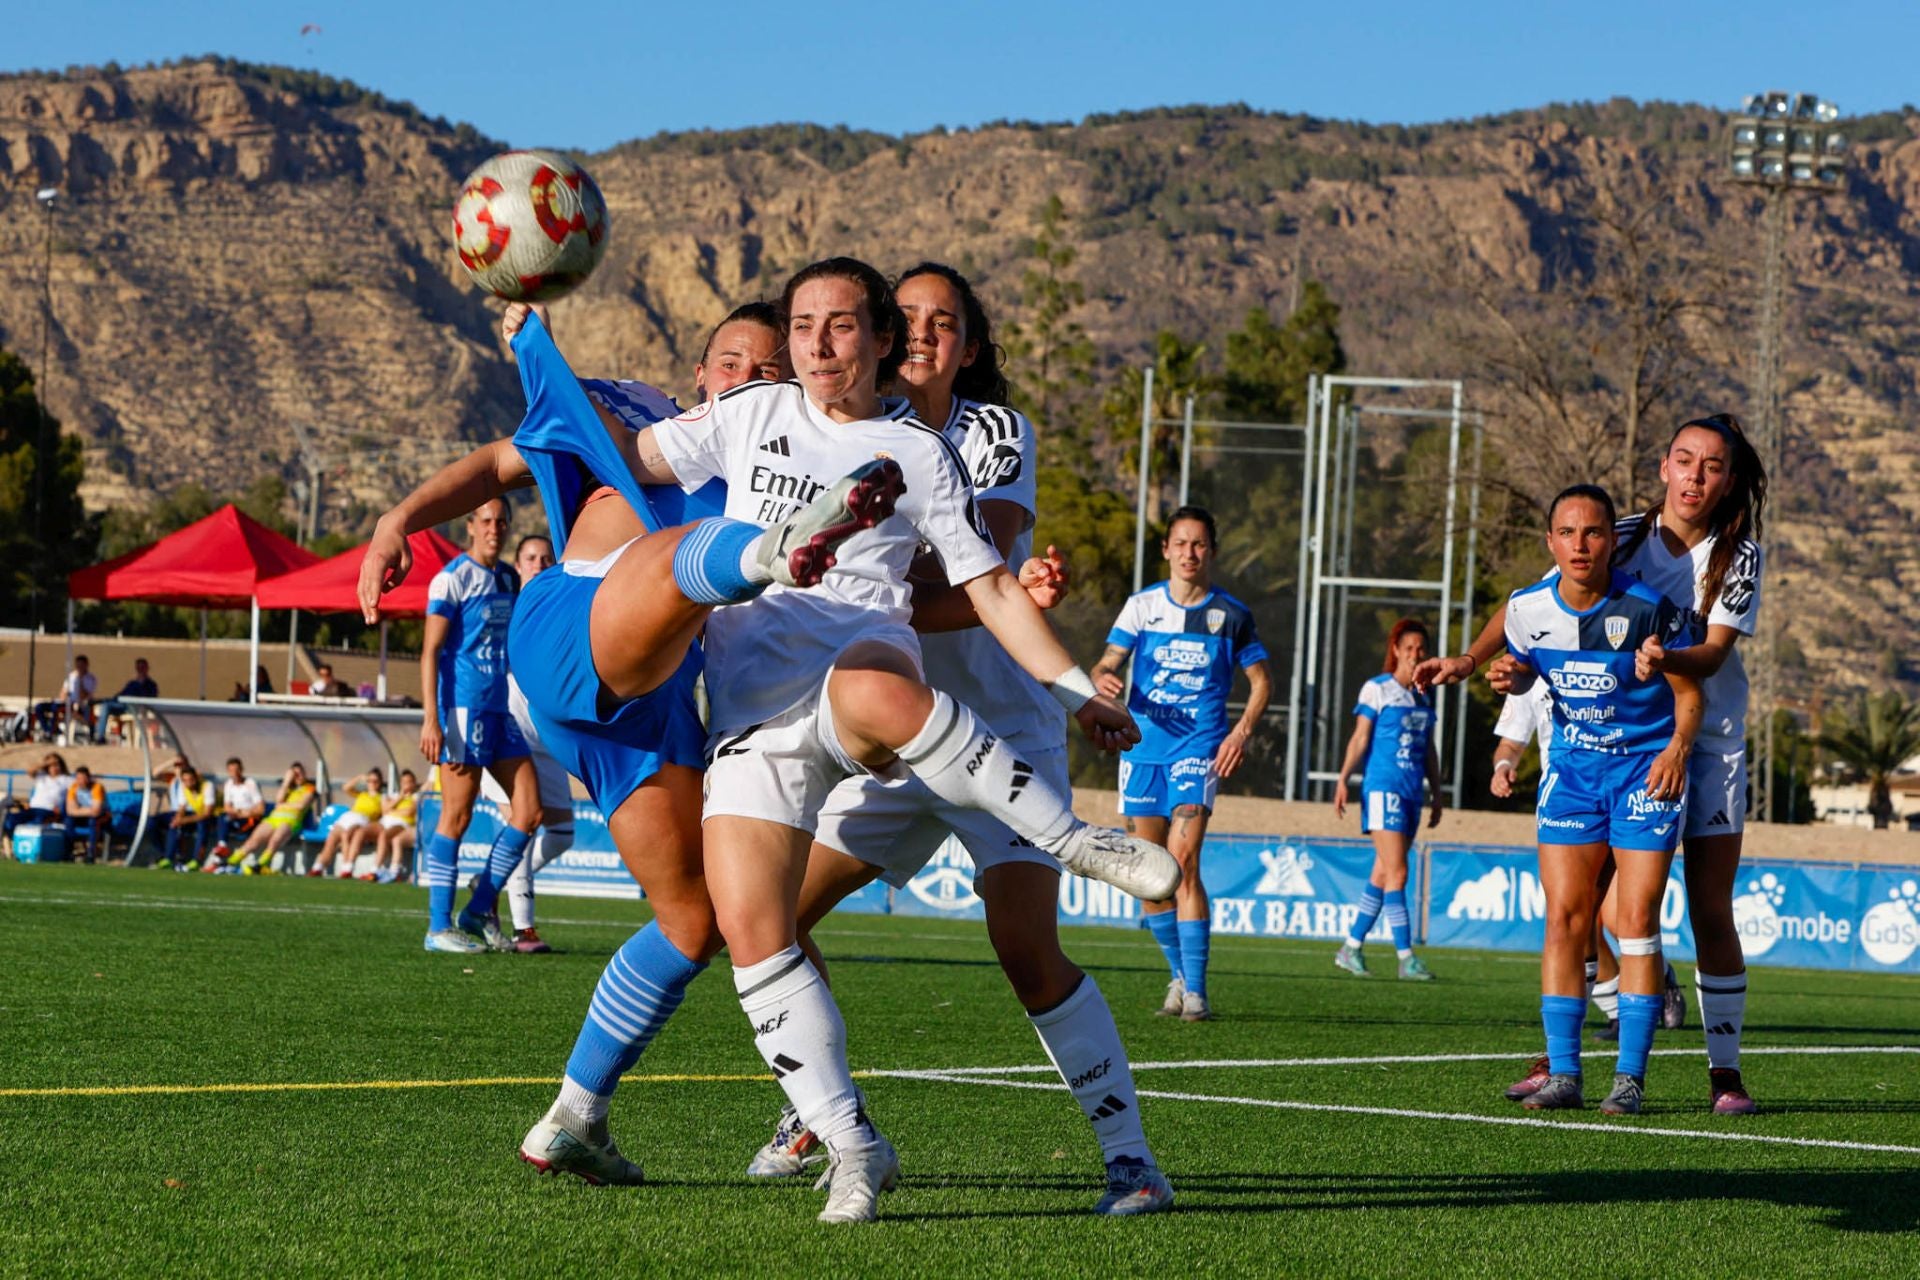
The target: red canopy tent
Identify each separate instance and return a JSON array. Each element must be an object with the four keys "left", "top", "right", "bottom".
[
  {"left": 254, "top": 529, "right": 460, "bottom": 617},
  {"left": 255, "top": 530, "right": 462, "bottom": 699},
  {"left": 65, "top": 505, "right": 320, "bottom": 699}
]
